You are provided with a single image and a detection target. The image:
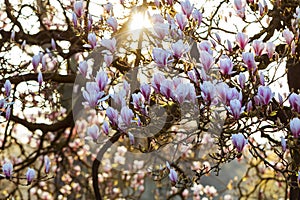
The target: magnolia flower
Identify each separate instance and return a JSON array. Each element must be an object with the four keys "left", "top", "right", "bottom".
[
  {"left": 174, "top": 83, "right": 189, "bottom": 103},
  {"left": 104, "top": 54, "right": 113, "bottom": 66},
  {"left": 128, "top": 132, "right": 134, "bottom": 145},
  {"left": 26, "top": 168, "right": 35, "bottom": 185},
  {"left": 281, "top": 136, "right": 287, "bottom": 152},
  {"left": 5, "top": 106, "right": 11, "bottom": 121},
  {"left": 106, "top": 107, "right": 119, "bottom": 127},
  {"left": 198, "top": 40, "right": 212, "bottom": 54},
  {"left": 236, "top": 32, "right": 249, "bottom": 50},
  {"left": 78, "top": 61, "right": 88, "bottom": 78},
  {"left": 283, "top": 29, "right": 294, "bottom": 45},
  {"left": 32, "top": 54, "right": 41, "bottom": 71},
  {"left": 175, "top": 13, "right": 188, "bottom": 31},
  {"left": 219, "top": 56, "right": 233, "bottom": 75},
  {"left": 242, "top": 52, "right": 256, "bottom": 71},
  {"left": 200, "top": 51, "right": 214, "bottom": 71},
  {"left": 44, "top": 156, "right": 51, "bottom": 174},
  {"left": 120, "top": 106, "right": 134, "bottom": 127},
  {"left": 169, "top": 168, "right": 178, "bottom": 184},
  {"left": 257, "top": 86, "right": 273, "bottom": 105},
  {"left": 72, "top": 12, "right": 78, "bottom": 27},
  {"left": 51, "top": 38, "right": 56, "bottom": 50},
  {"left": 83, "top": 82, "right": 104, "bottom": 108},
  {"left": 289, "top": 93, "right": 300, "bottom": 113},
  {"left": 95, "top": 71, "right": 108, "bottom": 91},
  {"left": 74, "top": 1, "right": 84, "bottom": 17},
  {"left": 171, "top": 40, "right": 189, "bottom": 59},
  {"left": 238, "top": 73, "right": 246, "bottom": 89},
  {"left": 153, "top": 23, "right": 169, "bottom": 40},
  {"left": 107, "top": 17, "right": 118, "bottom": 32},
  {"left": 87, "top": 14, "right": 93, "bottom": 31},
  {"left": 166, "top": 0, "right": 174, "bottom": 6},
  {"left": 140, "top": 84, "right": 151, "bottom": 102},
  {"left": 232, "top": 133, "right": 247, "bottom": 152},
  {"left": 192, "top": 9, "right": 202, "bottom": 26},
  {"left": 152, "top": 73, "right": 165, "bottom": 93},
  {"left": 252, "top": 40, "right": 265, "bottom": 56},
  {"left": 181, "top": 0, "right": 193, "bottom": 18},
  {"left": 87, "top": 124, "right": 100, "bottom": 141},
  {"left": 4, "top": 80, "right": 11, "bottom": 97},
  {"left": 152, "top": 14, "right": 164, "bottom": 24},
  {"left": 103, "top": 2, "right": 113, "bottom": 13},
  {"left": 152, "top": 48, "right": 171, "bottom": 67},
  {"left": 102, "top": 121, "right": 109, "bottom": 135},
  {"left": 227, "top": 39, "right": 233, "bottom": 53},
  {"left": 266, "top": 42, "right": 275, "bottom": 59},
  {"left": 160, "top": 79, "right": 174, "bottom": 99},
  {"left": 259, "top": 72, "right": 265, "bottom": 86},
  {"left": 247, "top": 101, "right": 253, "bottom": 112},
  {"left": 233, "top": 0, "right": 245, "bottom": 19},
  {"left": 229, "top": 99, "right": 244, "bottom": 119},
  {"left": 2, "top": 162, "right": 13, "bottom": 178},
  {"left": 38, "top": 71, "right": 43, "bottom": 86},
  {"left": 290, "top": 118, "right": 300, "bottom": 138},
  {"left": 132, "top": 92, "right": 145, "bottom": 110},
  {"left": 101, "top": 38, "right": 117, "bottom": 53},
  {"left": 10, "top": 30, "right": 15, "bottom": 41},
  {"left": 201, "top": 81, "right": 216, "bottom": 103},
  {"left": 88, "top": 33, "right": 97, "bottom": 49}
]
